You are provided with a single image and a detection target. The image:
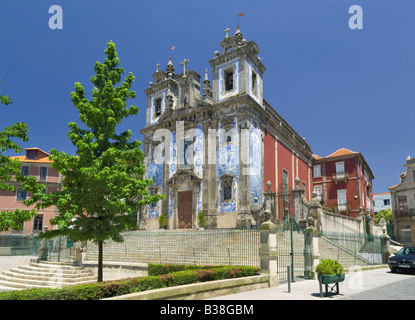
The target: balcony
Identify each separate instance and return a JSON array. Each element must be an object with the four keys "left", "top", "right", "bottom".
[
  {"left": 332, "top": 171, "right": 349, "bottom": 183},
  {"left": 335, "top": 203, "right": 351, "bottom": 214}
]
